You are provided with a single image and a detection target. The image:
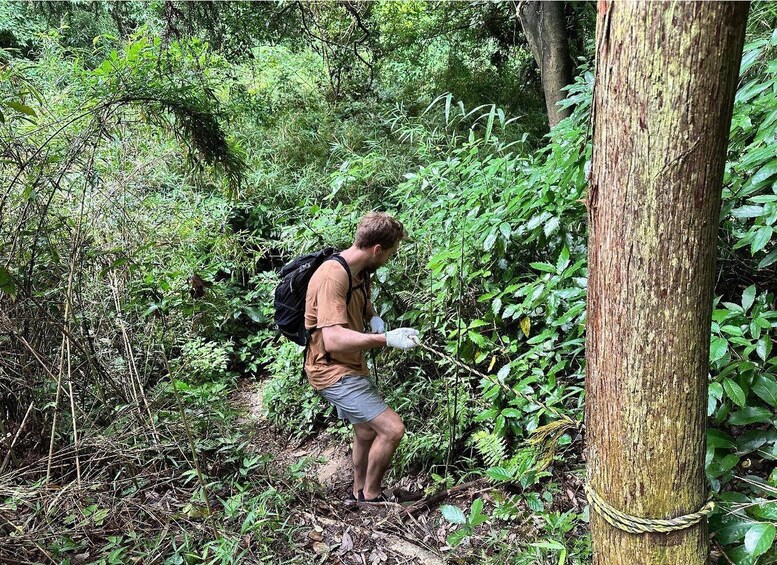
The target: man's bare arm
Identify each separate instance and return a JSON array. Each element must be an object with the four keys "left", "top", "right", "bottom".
[{"left": 321, "top": 324, "right": 386, "bottom": 355}]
